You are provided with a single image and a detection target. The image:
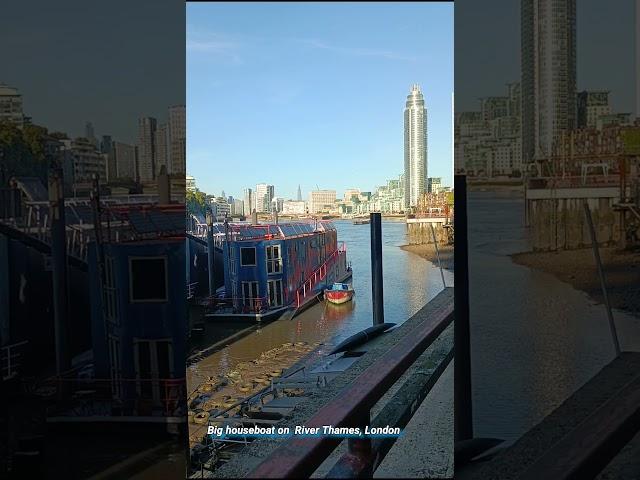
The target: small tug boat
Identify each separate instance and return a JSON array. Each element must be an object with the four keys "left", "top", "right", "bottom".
[
  {"left": 324, "top": 283, "right": 354, "bottom": 305},
  {"left": 353, "top": 218, "right": 370, "bottom": 225}
]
